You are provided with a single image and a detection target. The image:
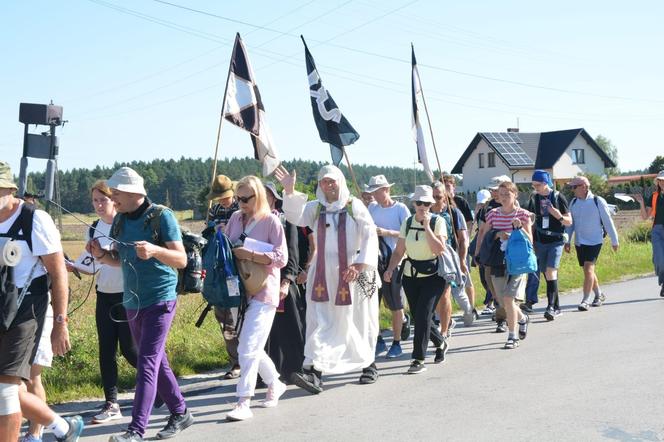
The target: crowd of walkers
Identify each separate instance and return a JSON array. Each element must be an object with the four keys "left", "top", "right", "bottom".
[{"left": 1, "top": 159, "right": 663, "bottom": 441}]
